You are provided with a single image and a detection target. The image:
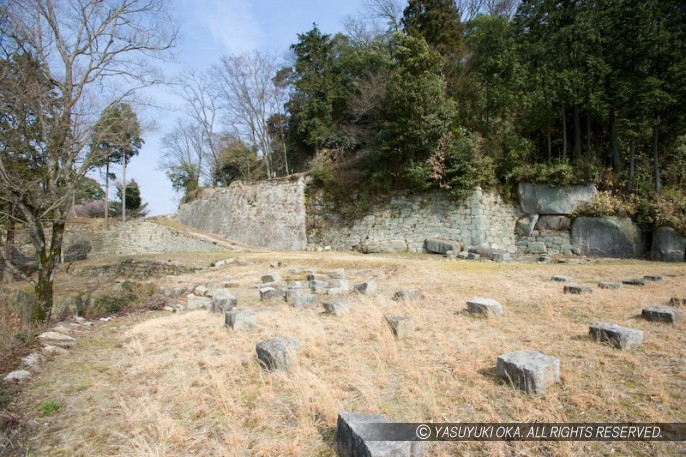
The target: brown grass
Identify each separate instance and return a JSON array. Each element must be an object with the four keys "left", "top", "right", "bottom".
[{"left": 4, "top": 252, "right": 686, "bottom": 456}]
